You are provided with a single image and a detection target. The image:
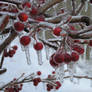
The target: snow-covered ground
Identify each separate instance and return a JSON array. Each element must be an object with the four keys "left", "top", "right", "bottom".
[{"left": 0, "top": 37, "right": 92, "bottom": 92}]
